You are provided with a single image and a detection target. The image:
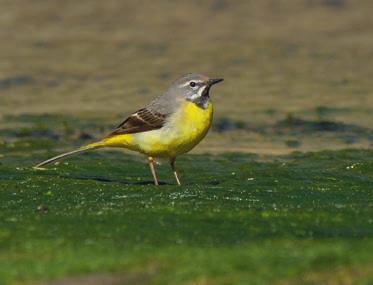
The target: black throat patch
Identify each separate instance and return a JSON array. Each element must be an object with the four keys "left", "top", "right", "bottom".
[{"left": 192, "top": 95, "right": 209, "bottom": 109}]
